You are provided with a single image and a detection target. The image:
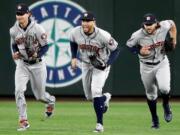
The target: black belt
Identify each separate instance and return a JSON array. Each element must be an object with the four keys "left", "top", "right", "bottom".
[
  {"left": 23, "top": 59, "right": 42, "bottom": 65},
  {"left": 141, "top": 60, "right": 160, "bottom": 65},
  {"left": 141, "top": 57, "right": 165, "bottom": 66}
]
